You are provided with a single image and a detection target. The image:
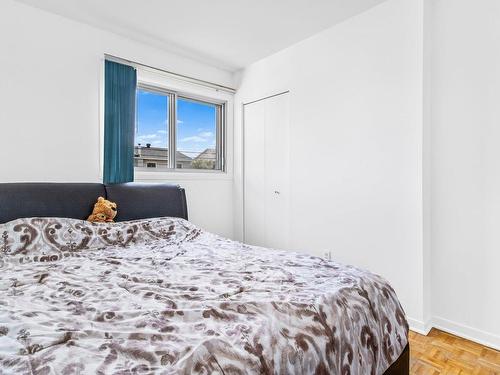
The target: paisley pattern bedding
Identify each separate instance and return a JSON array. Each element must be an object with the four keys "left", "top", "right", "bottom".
[{"left": 0, "top": 217, "right": 408, "bottom": 375}]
